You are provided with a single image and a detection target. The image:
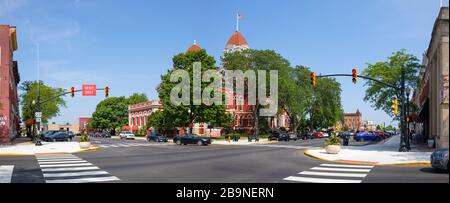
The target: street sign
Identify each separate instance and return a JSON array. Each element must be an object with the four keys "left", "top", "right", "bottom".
[
  {"left": 35, "top": 112, "right": 42, "bottom": 118},
  {"left": 82, "top": 84, "right": 97, "bottom": 96},
  {"left": 36, "top": 118, "right": 42, "bottom": 123}
]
